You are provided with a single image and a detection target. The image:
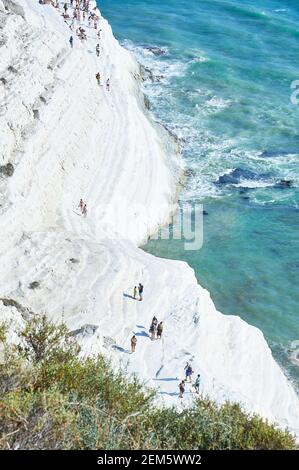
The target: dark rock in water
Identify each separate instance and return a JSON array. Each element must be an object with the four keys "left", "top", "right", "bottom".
[
  {"left": 142, "top": 66, "right": 164, "bottom": 83},
  {"left": 261, "top": 150, "right": 292, "bottom": 158},
  {"left": 216, "top": 167, "right": 272, "bottom": 186},
  {"left": 144, "top": 95, "right": 150, "bottom": 110},
  {"left": 0, "top": 162, "right": 14, "bottom": 177},
  {"left": 239, "top": 188, "right": 250, "bottom": 194},
  {"left": 184, "top": 168, "right": 196, "bottom": 178},
  {"left": 28, "top": 281, "right": 40, "bottom": 290},
  {"left": 275, "top": 179, "right": 293, "bottom": 189},
  {"left": 216, "top": 168, "right": 258, "bottom": 185},
  {"left": 203, "top": 210, "right": 209, "bottom": 215},
  {"left": 145, "top": 46, "right": 167, "bottom": 56},
  {"left": 142, "top": 66, "right": 155, "bottom": 82},
  {"left": 242, "top": 196, "right": 250, "bottom": 200},
  {"left": 162, "top": 124, "right": 183, "bottom": 146}
]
